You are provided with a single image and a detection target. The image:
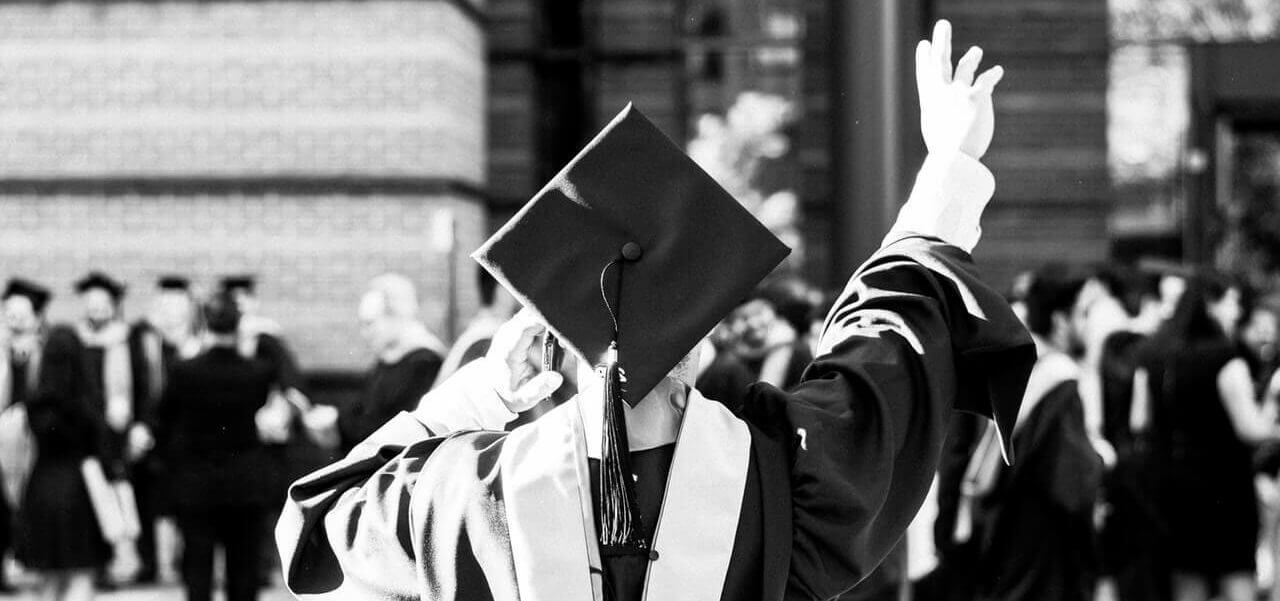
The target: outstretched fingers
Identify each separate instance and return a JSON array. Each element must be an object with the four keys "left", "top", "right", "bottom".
[
  {"left": 973, "top": 65, "right": 1005, "bottom": 95},
  {"left": 953, "top": 46, "right": 982, "bottom": 87},
  {"left": 915, "top": 39, "right": 933, "bottom": 97},
  {"left": 933, "top": 20, "right": 953, "bottom": 83}
]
